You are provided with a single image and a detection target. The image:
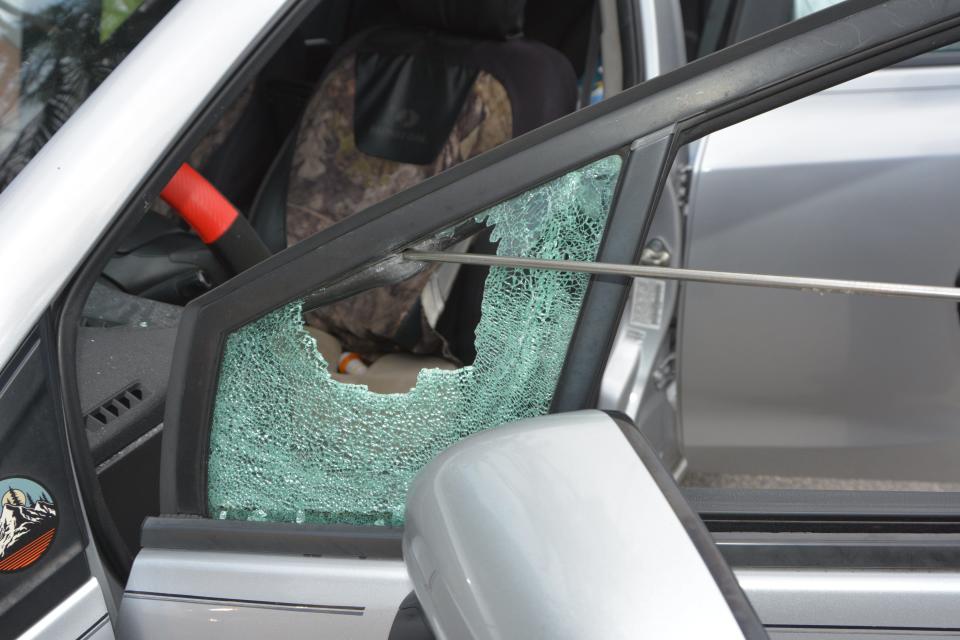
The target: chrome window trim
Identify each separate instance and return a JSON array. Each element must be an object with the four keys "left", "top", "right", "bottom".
[{"left": 738, "top": 567, "right": 960, "bottom": 630}]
